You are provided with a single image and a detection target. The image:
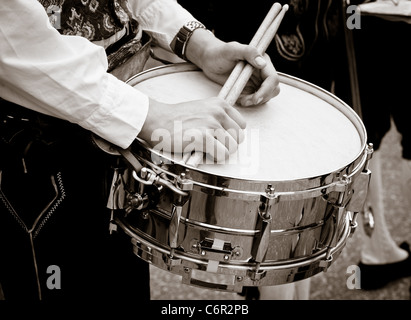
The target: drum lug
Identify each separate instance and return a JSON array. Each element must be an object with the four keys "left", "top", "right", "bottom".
[
  {"left": 169, "top": 203, "right": 183, "bottom": 250},
  {"left": 168, "top": 173, "right": 192, "bottom": 252},
  {"left": 346, "top": 144, "right": 373, "bottom": 214},
  {"left": 247, "top": 185, "right": 278, "bottom": 281},
  {"left": 365, "top": 143, "right": 374, "bottom": 166},
  {"left": 176, "top": 172, "right": 193, "bottom": 191},
  {"left": 346, "top": 143, "right": 373, "bottom": 238},
  {"left": 251, "top": 185, "right": 278, "bottom": 264},
  {"left": 251, "top": 216, "right": 272, "bottom": 264},
  {"left": 322, "top": 174, "right": 351, "bottom": 264},
  {"left": 334, "top": 174, "right": 352, "bottom": 195}
]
